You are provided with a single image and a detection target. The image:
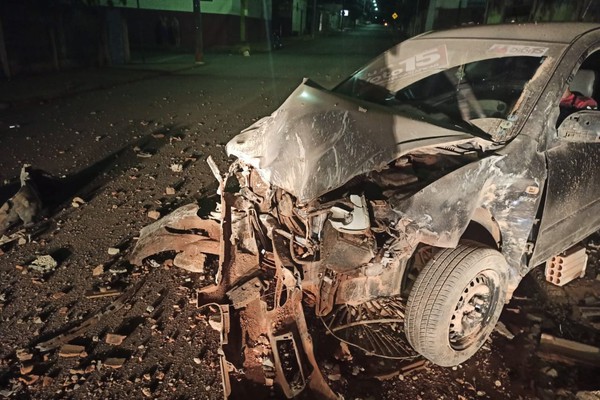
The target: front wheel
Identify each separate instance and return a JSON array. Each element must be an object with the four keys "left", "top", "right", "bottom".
[{"left": 404, "top": 242, "right": 508, "bottom": 366}]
